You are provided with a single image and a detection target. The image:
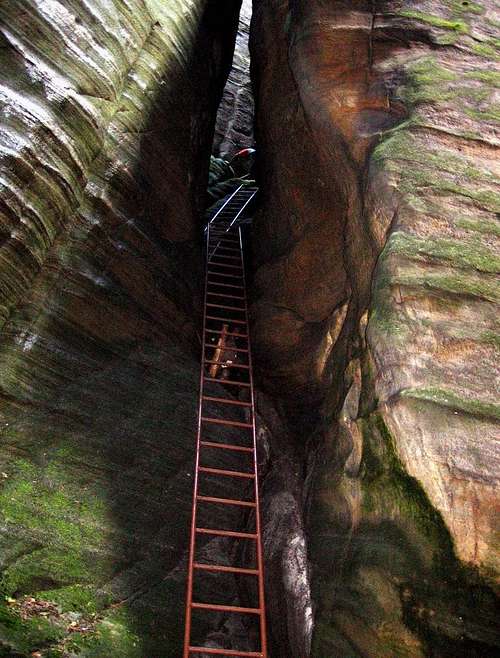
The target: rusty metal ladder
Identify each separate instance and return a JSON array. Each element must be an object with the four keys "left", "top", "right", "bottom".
[{"left": 183, "top": 186, "right": 268, "bottom": 657}]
